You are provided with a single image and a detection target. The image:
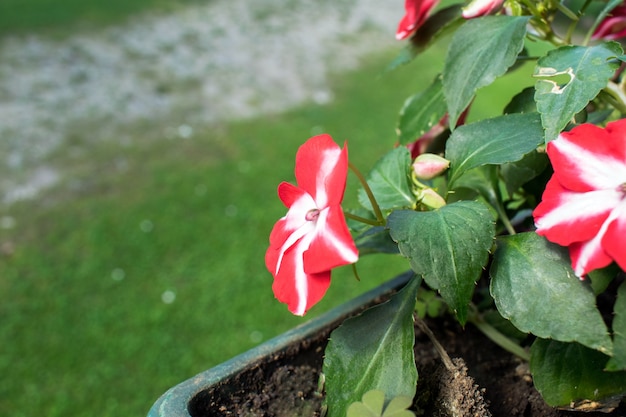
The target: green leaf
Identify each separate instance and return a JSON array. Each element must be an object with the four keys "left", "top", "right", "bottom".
[
  {"left": 387, "top": 5, "right": 463, "bottom": 70},
  {"left": 354, "top": 226, "right": 400, "bottom": 256},
  {"left": 347, "top": 390, "right": 384, "bottom": 417},
  {"left": 503, "top": 86, "right": 537, "bottom": 114},
  {"left": 397, "top": 76, "right": 447, "bottom": 145},
  {"left": 500, "top": 150, "right": 549, "bottom": 196},
  {"left": 490, "top": 233, "right": 612, "bottom": 355},
  {"left": 607, "top": 281, "right": 626, "bottom": 371},
  {"left": 534, "top": 42, "right": 623, "bottom": 142},
  {"left": 445, "top": 113, "right": 544, "bottom": 189},
  {"left": 382, "top": 395, "right": 415, "bottom": 417},
  {"left": 531, "top": 339, "right": 626, "bottom": 410},
  {"left": 443, "top": 15, "right": 529, "bottom": 127},
  {"left": 358, "top": 147, "right": 415, "bottom": 212},
  {"left": 387, "top": 201, "right": 494, "bottom": 324},
  {"left": 324, "top": 276, "right": 420, "bottom": 417},
  {"left": 347, "top": 390, "right": 415, "bottom": 417}
]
